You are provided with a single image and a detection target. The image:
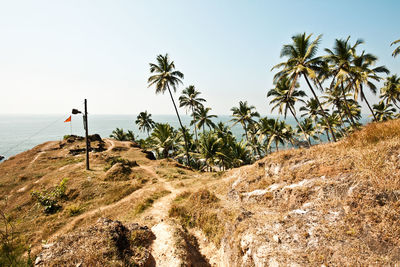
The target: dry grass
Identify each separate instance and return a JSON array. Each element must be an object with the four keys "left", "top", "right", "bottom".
[
  {"left": 0, "top": 138, "right": 156, "bottom": 259},
  {"left": 133, "top": 190, "right": 171, "bottom": 215},
  {"left": 169, "top": 189, "right": 231, "bottom": 246}
]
